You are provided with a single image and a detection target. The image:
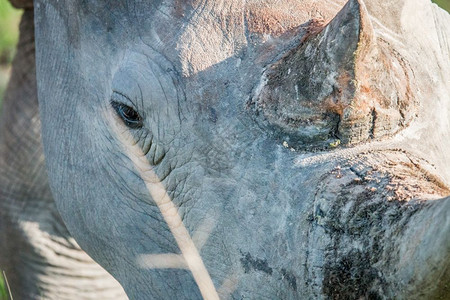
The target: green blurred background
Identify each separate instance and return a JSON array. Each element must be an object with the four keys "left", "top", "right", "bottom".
[
  {"left": 0, "top": 0, "right": 21, "bottom": 105},
  {"left": 0, "top": 0, "right": 449, "bottom": 299}
]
